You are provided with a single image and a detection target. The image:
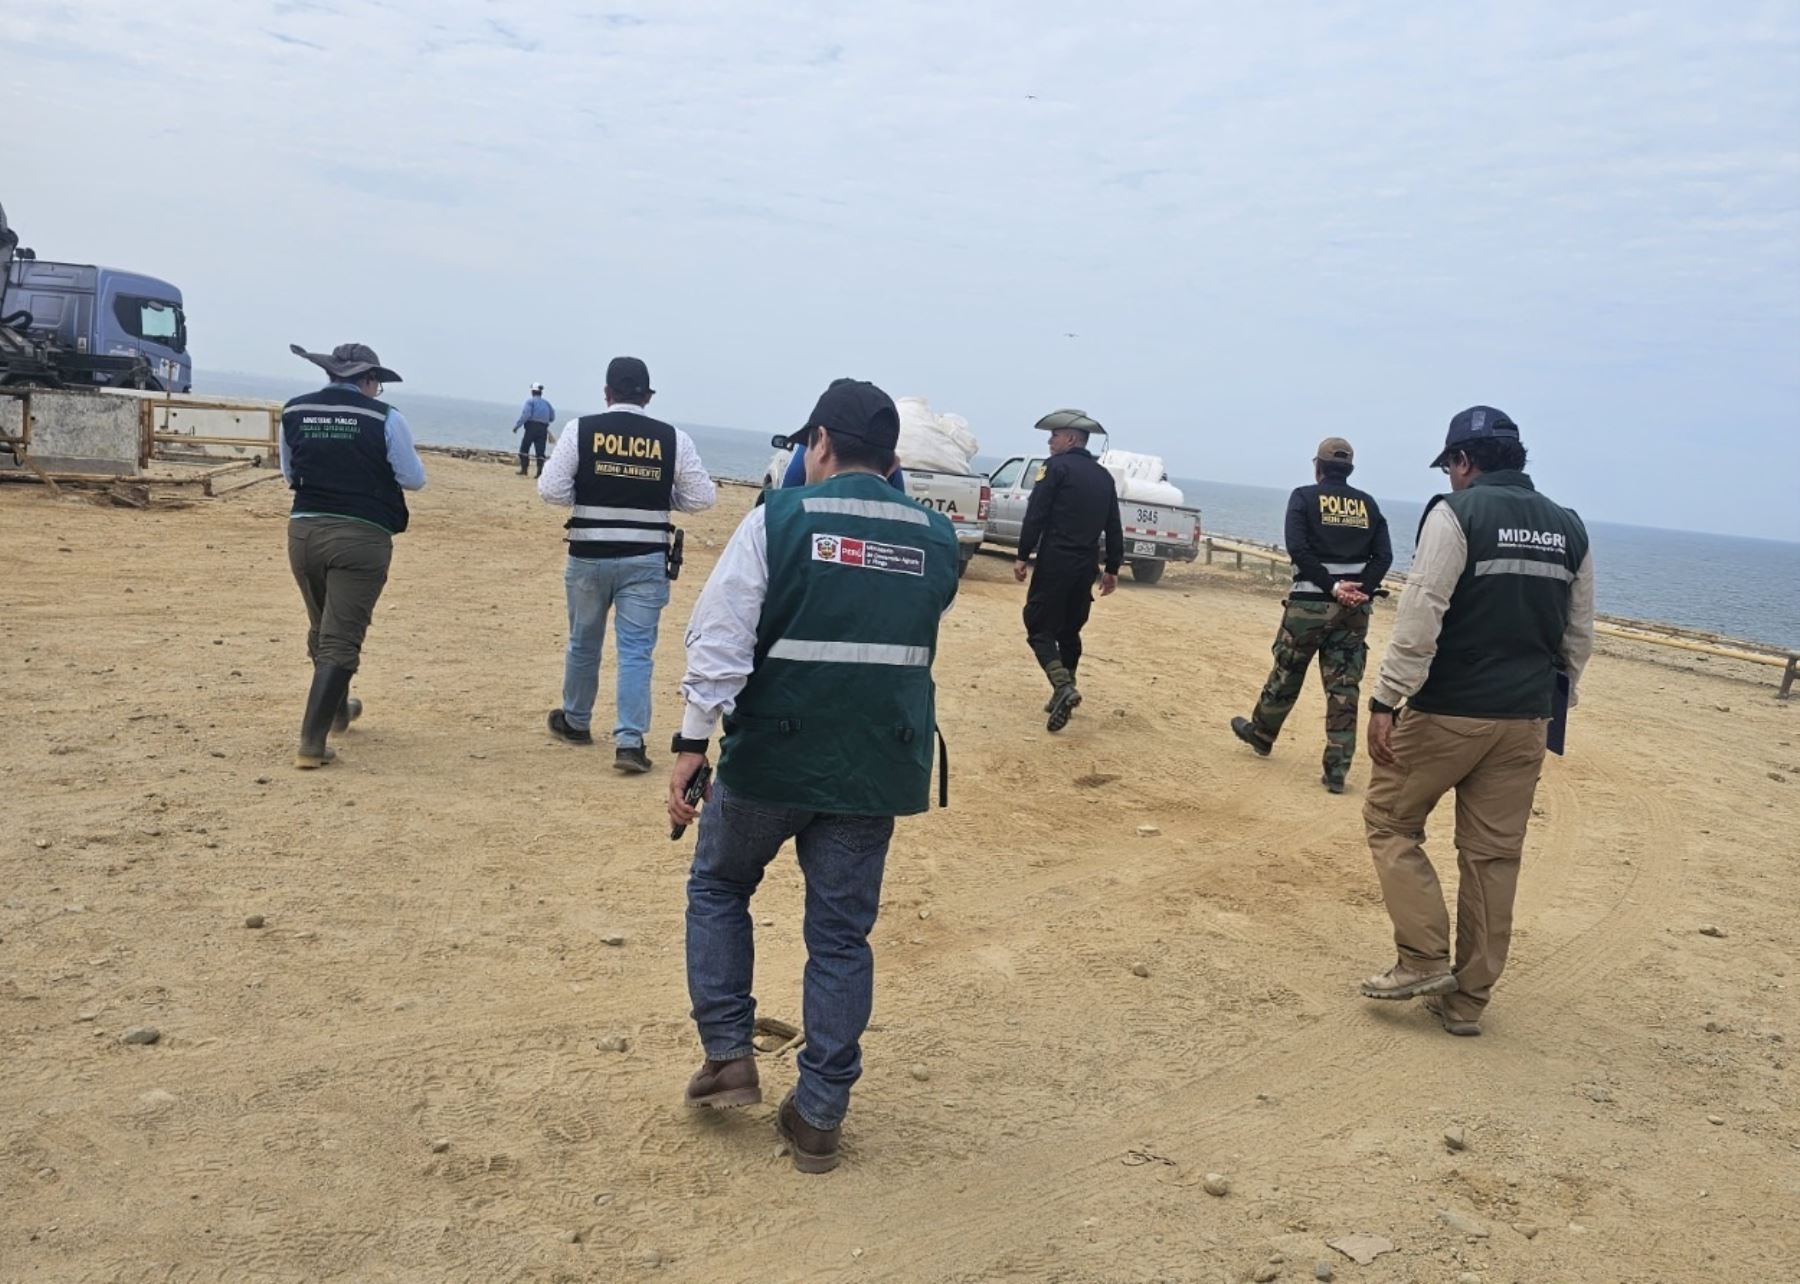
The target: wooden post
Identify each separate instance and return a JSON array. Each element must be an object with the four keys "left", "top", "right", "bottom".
[{"left": 1782, "top": 656, "right": 1797, "bottom": 700}]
